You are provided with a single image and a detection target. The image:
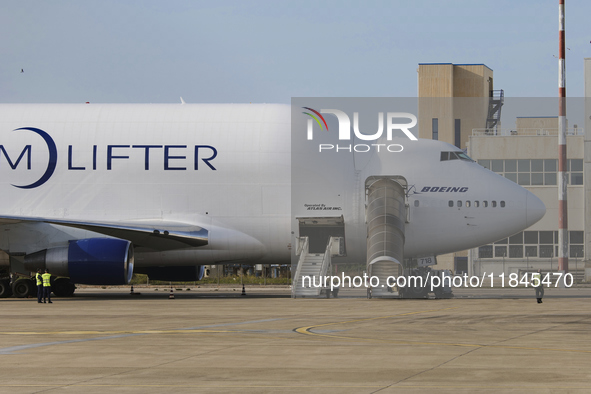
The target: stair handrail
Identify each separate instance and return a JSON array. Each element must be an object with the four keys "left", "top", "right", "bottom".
[
  {"left": 319, "top": 237, "right": 337, "bottom": 289},
  {"left": 292, "top": 236, "right": 309, "bottom": 298}
]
